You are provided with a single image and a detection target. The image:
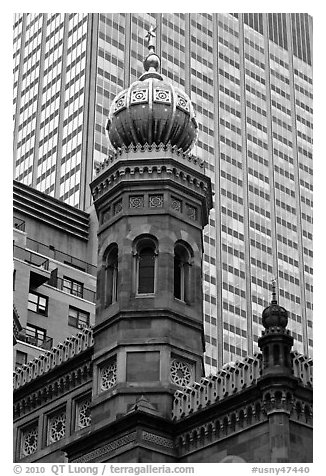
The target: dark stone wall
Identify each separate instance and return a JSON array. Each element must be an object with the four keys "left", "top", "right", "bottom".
[
  {"left": 107, "top": 447, "right": 176, "bottom": 463},
  {"left": 289, "top": 421, "right": 313, "bottom": 462}
]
